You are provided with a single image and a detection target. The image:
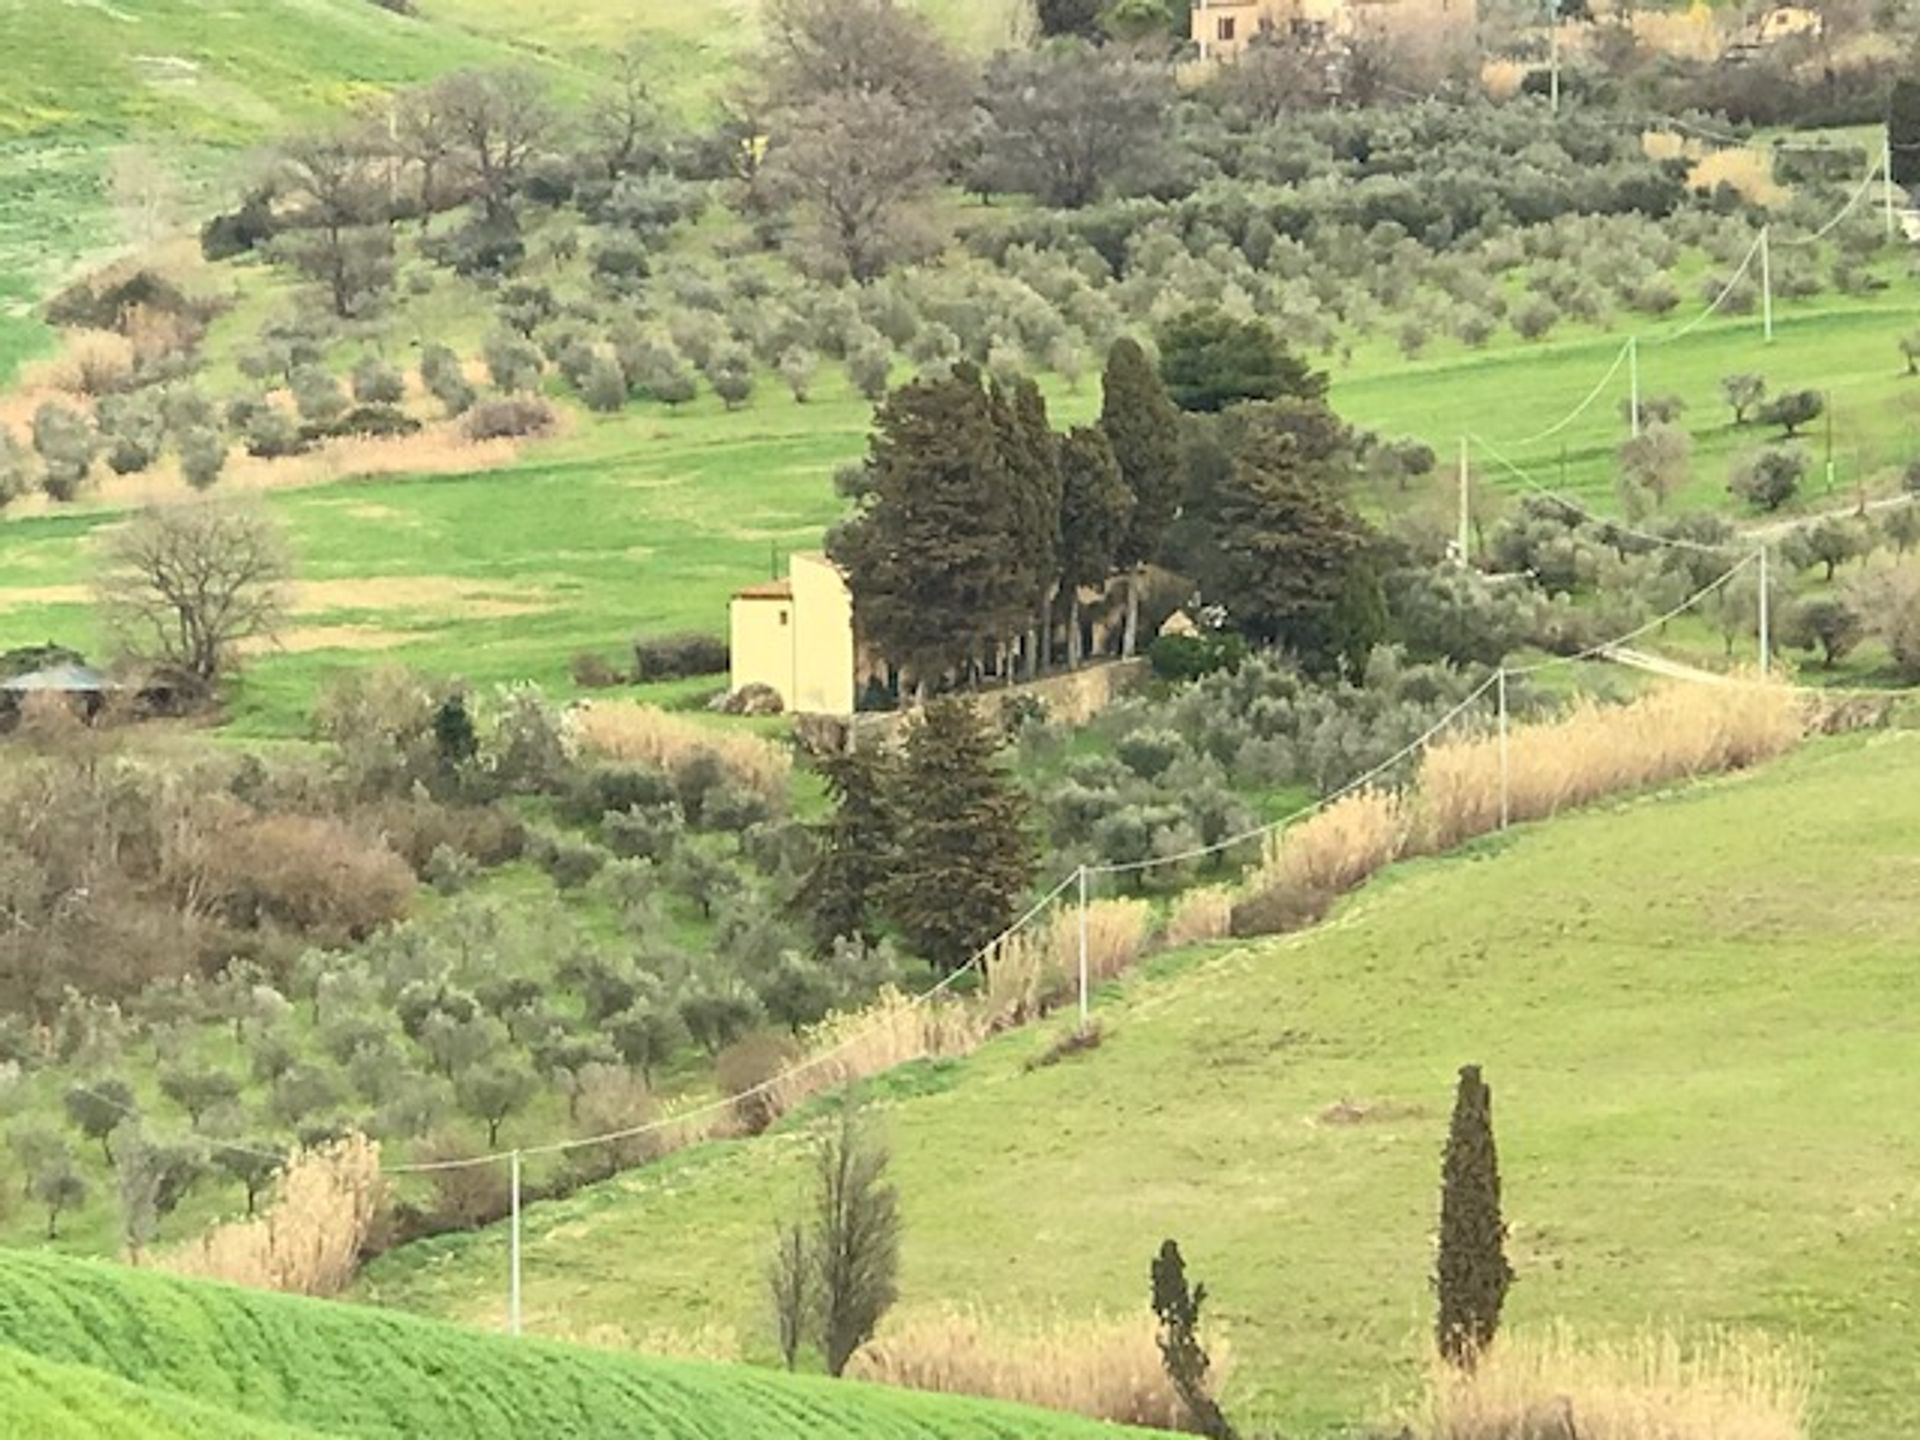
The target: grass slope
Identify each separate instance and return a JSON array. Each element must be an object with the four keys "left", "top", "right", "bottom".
[
  {"left": 363, "top": 731, "right": 1920, "bottom": 1438},
  {"left": 0, "top": 1248, "right": 1169, "bottom": 1440},
  {"left": 0, "top": 1344, "right": 326, "bottom": 1440}
]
